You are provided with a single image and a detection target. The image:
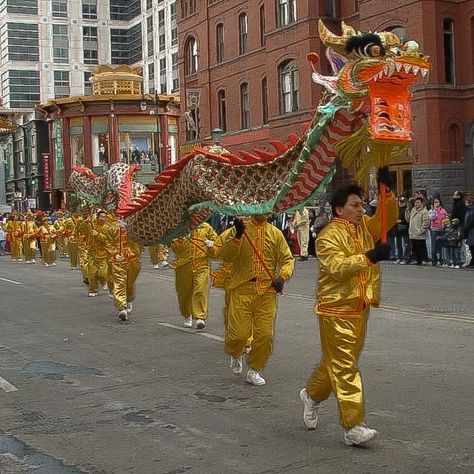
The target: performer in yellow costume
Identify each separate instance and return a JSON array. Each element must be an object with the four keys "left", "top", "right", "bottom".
[
  {"left": 5, "top": 211, "right": 23, "bottom": 261},
  {"left": 63, "top": 212, "right": 81, "bottom": 270},
  {"left": 149, "top": 243, "right": 169, "bottom": 269},
  {"left": 38, "top": 217, "right": 58, "bottom": 266},
  {"left": 216, "top": 215, "right": 294, "bottom": 385},
  {"left": 54, "top": 211, "right": 68, "bottom": 258},
  {"left": 299, "top": 173, "right": 397, "bottom": 446},
  {"left": 21, "top": 211, "right": 38, "bottom": 264},
  {"left": 75, "top": 209, "right": 92, "bottom": 285},
  {"left": 87, "top": 209, "right": 110, "bottom": 296},
  {"left": 170, "top": 222, "right": 217, "bottom": 329},
  {"left": 106, "top": 218, "right": 143, "bottom": 321}
]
